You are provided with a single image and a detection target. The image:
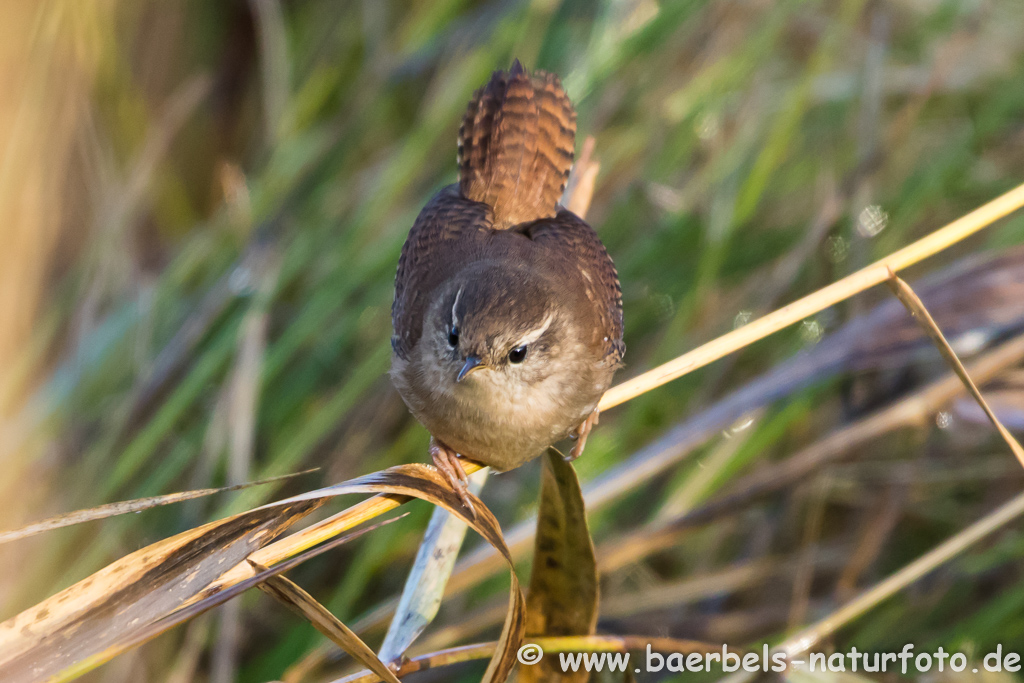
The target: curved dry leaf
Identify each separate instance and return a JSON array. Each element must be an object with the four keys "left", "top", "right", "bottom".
[
  {"left": 886, "top": 272, "right": 1024, "bottom": 466},
  {"left": 274, "top": 464, "right": 525, "bottom": 683},
  {"left": 50, "top": 515, "right": 404, "bottom": 683},
  {"left": 0, "top": 499, "right": 323, "bottom": 683},
  {"left": 521, "top": 449, "right": 598, "bottom": 683},
  {"left": 0, "top": 469, "right": 317, "bottom": 545}
]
